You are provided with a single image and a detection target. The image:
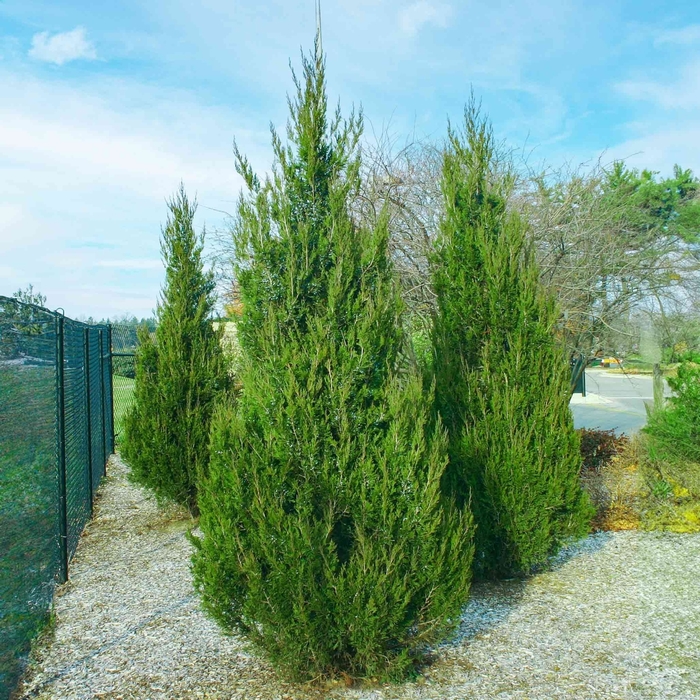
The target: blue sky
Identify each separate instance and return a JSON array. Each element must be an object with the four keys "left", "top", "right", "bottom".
[{"left": 1, "top": 0, "right": 699, "bottom": 318}]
